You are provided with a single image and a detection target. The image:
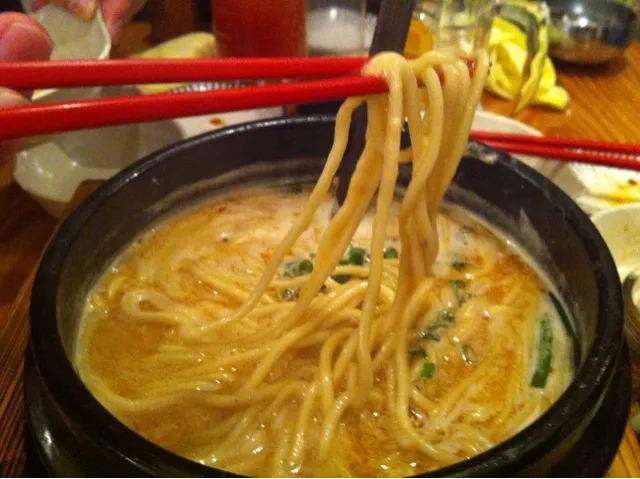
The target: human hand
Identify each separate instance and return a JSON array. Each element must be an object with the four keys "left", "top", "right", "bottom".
[
  {"left": 31, "top": 0, "right": 146, "bottom": 42},
  {"left": 0, "top": 13, "right": 53, "bottom": 164}
]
